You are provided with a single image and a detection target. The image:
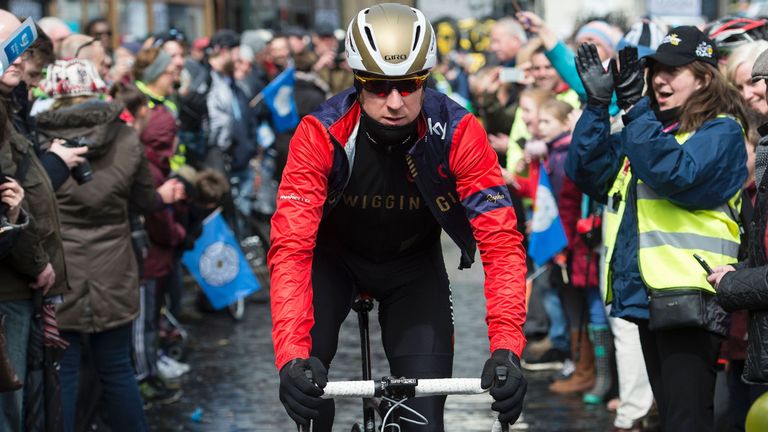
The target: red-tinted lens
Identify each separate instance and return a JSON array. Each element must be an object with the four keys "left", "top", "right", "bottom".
[{"left": 359, "top": 77, "right": 426, "bottom": 97}]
